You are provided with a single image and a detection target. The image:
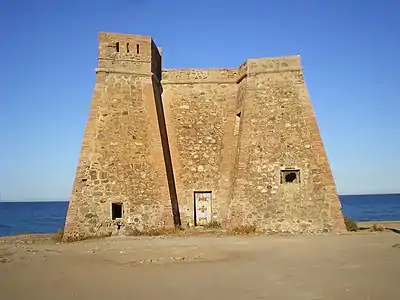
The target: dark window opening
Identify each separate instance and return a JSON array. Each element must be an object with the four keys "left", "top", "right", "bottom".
[
  {"left": 116, "top": 42, "right": 120, "bottom": 52},
  {"left": 234, "top": 111, "right": 241, "bottom": 136},
  {"left": 126, "top": 43, "right": 130, "bottom": 53},
  {"left": 112, "top": 203, "right": 123, "bottom": 220},
  {"left": 81, "top": 178, "right": 87, "bottom": 182},
  {"left": 280, "top": 169, "right": 300, "bottom": 184},
  {"left": 285, "top": 172, "right": 297, "bottom": 182},
  {"left": 136, "top": 44, "right": 140, "bottom": 54}
]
